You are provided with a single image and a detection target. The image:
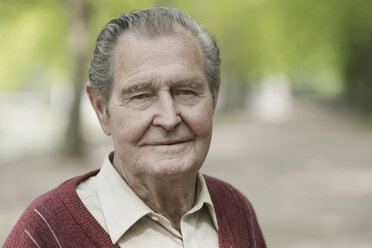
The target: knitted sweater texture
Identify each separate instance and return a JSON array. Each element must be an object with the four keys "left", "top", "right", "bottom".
[{"left": 4, "top": 170, "right": 266, "bottom": 248}]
